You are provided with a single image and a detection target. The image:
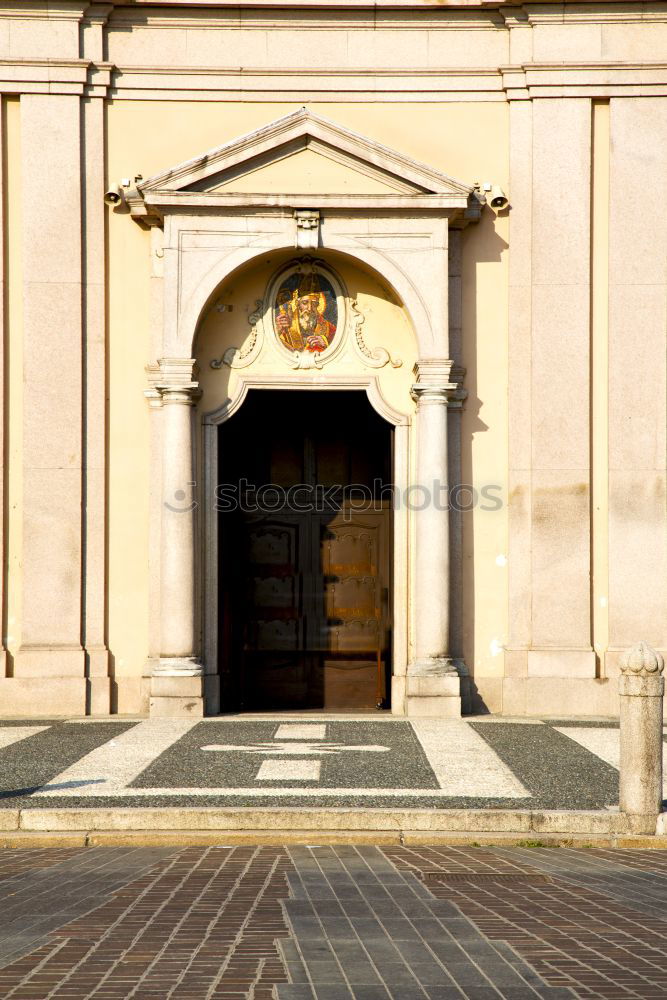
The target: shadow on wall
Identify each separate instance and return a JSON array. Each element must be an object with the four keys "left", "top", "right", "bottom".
[{"left": 460, "top": 211, "right": 508, "bottom": 714}]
